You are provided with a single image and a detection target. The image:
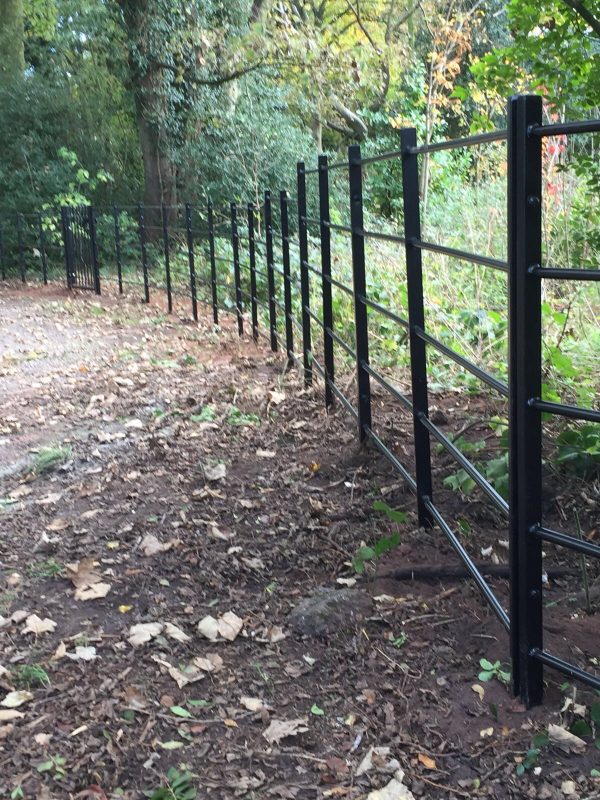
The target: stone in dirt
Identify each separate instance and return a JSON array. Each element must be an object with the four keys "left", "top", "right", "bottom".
[{"left": 288, "top": 587, "right": 373, "bottom": 637}]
